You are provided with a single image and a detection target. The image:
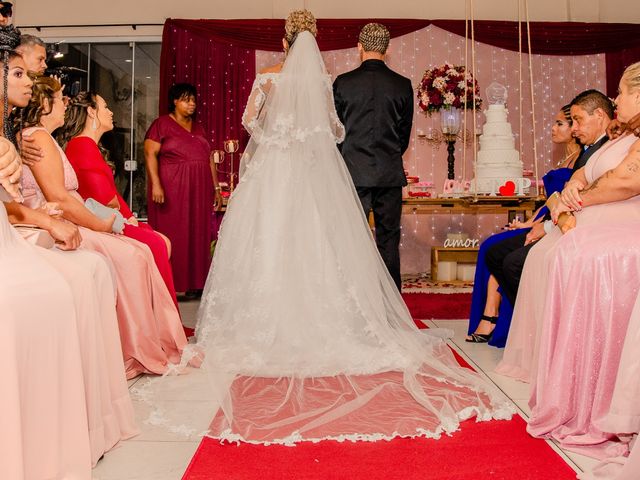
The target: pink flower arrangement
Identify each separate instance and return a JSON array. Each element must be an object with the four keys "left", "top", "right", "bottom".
[{"left": 416, "top": 64, "right": 481, "bottom": 115}]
